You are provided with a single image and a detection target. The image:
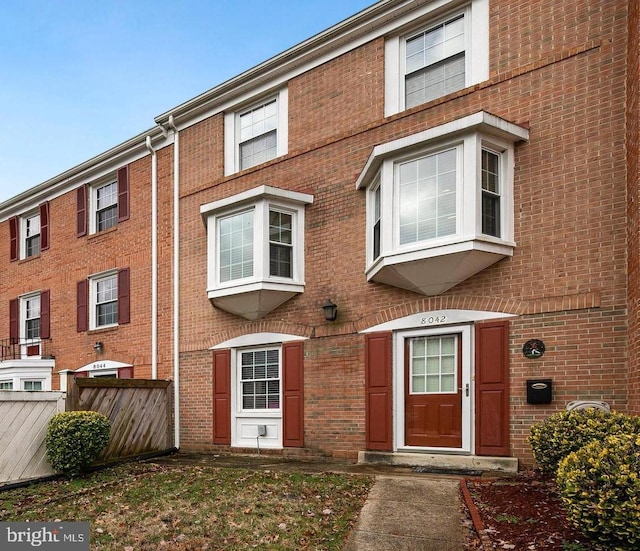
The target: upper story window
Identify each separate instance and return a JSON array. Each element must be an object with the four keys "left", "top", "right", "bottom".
[
  {"left": 23, "top": 294, "right": 41, "bottom": 341},
  {"left": 76, "top": 166, "right": 129, "bottom": 237},
  {"left": 201, "top": 185, "right": 313, "bottom": 320},
  {"left": 224, "top": 89, "right": 288, "bottom": 176},
  {"left": 9, "top": 291, "right": 50, "bottom": 358},
  {"left": 384, "top": 0, "right": 489, "bottom": 116},
  {"left": 357, "top": 111, "right": 528, "bottom": 295},
  {"left": 9, "top": 202, "right": 49, "bottom": 262},
  {"left": 76, "top": 268, "right": 130, "bottom": 331}
]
